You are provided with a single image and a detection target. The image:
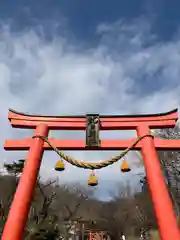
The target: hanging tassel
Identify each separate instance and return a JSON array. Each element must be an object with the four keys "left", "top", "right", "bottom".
[
  {"left": 88, "top": 170, "right": 98, "bottom": 186},
  {"left": 120, "top": 159, "right": 131, "bottom": 172},
  {"left": 55, "top": 160, "right": 65, "bottom": 171}
]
